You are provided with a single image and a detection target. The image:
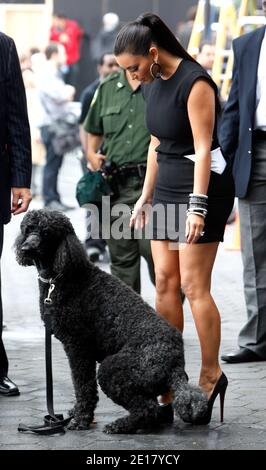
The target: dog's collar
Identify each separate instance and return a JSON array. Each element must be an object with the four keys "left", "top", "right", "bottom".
[
  {"left": 38, "top": 273, "right": 63, "bottom": 284},
  {"left": 38, "top": 273, "right": 63, "bottom": 305}
]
